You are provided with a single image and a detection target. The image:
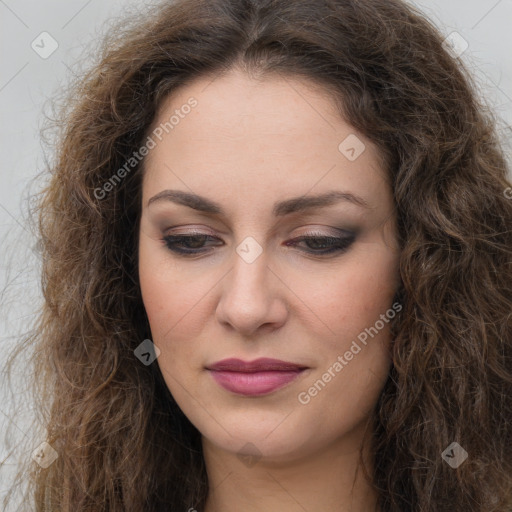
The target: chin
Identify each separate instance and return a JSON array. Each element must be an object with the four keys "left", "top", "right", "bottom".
[{"left": 198, "top": 412, "right": 327, "bottom": 464}]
